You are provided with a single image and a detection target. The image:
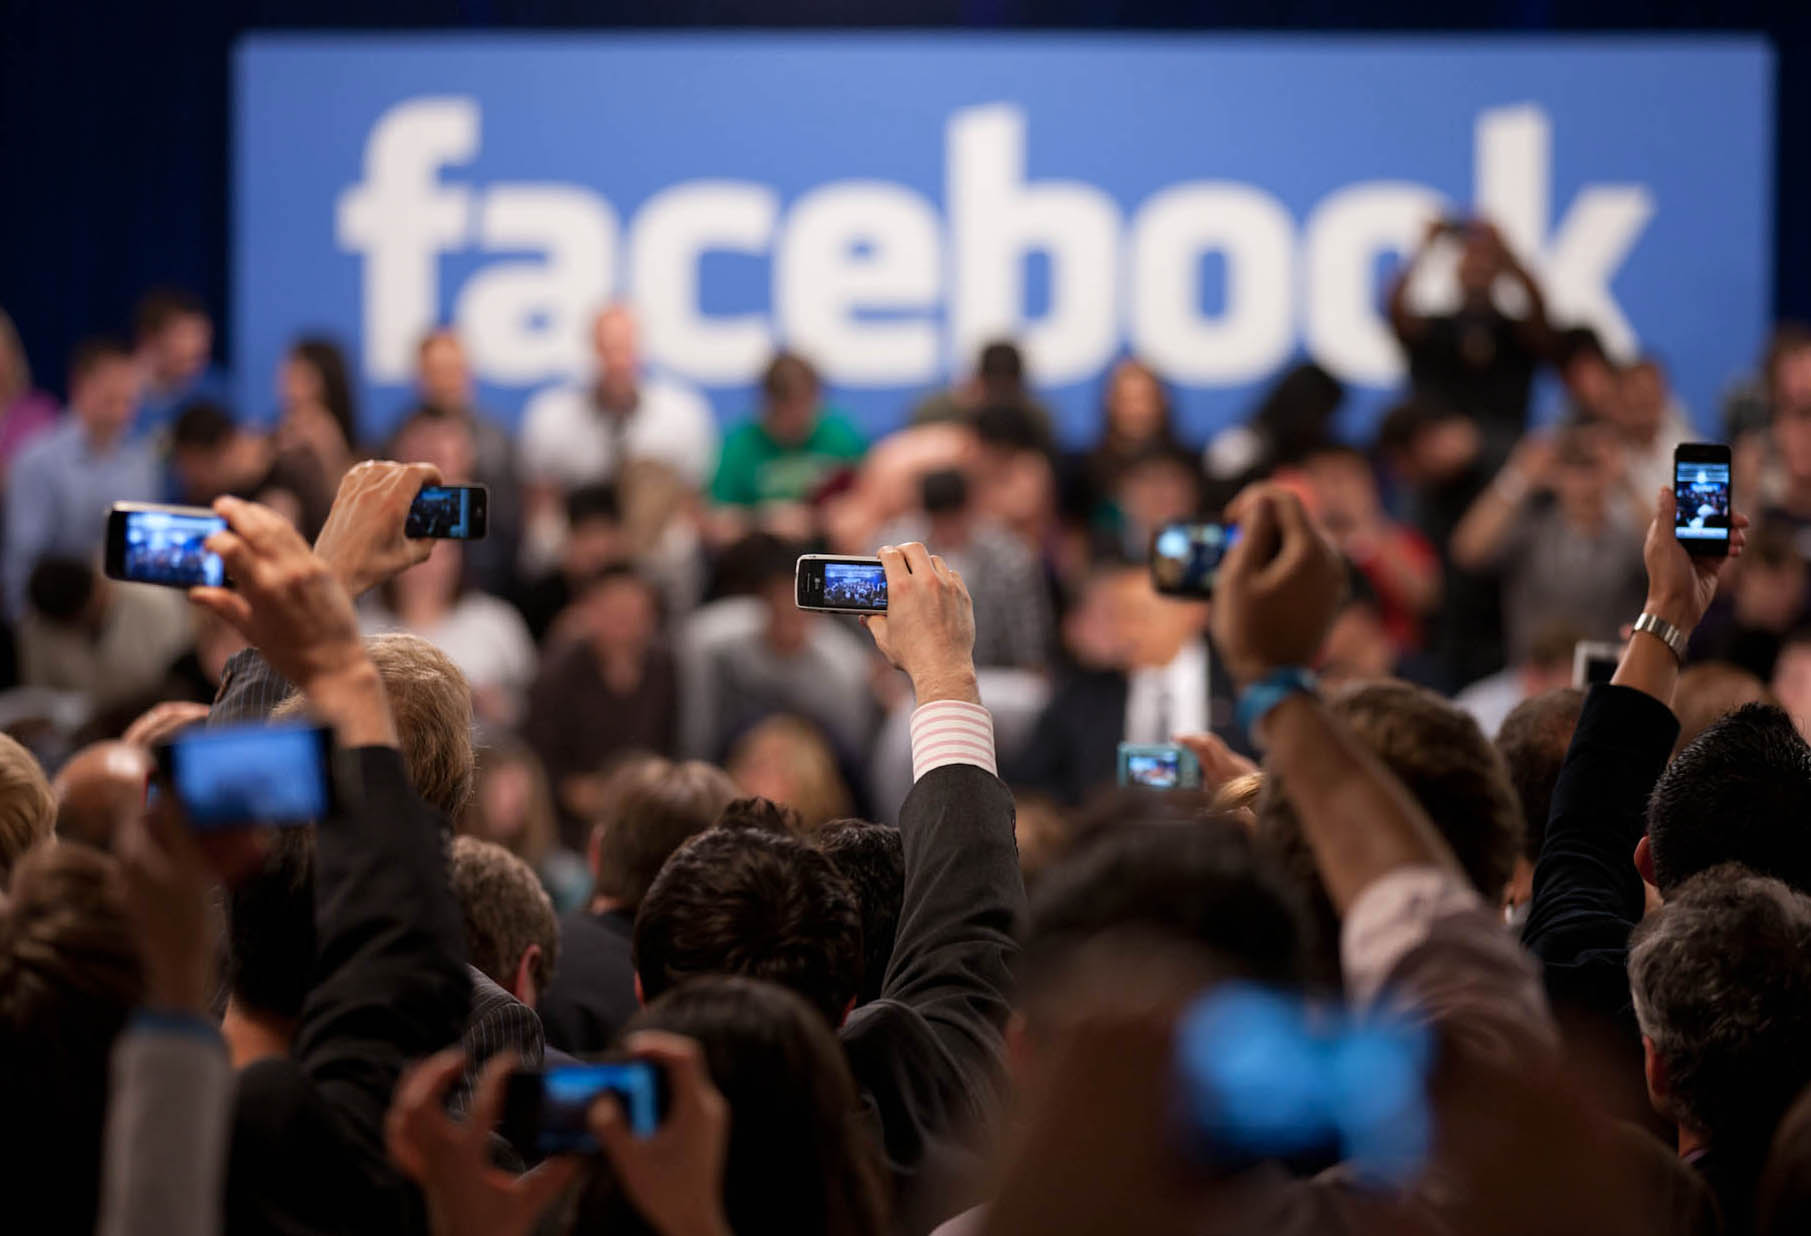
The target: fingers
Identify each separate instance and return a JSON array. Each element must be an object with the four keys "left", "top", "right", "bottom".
[
  {"left": 589, "top": 1093, "right": 632, "bottom": 1158},
  {"left": 897, "top": 541, "right": 935, "bottom": 578},
  {"left": 404, "top": 460, "right": 445, "bottom": 491},
  {"left": 929, "top": 553, "right": 951, "bottom": 580},
  {"left": 876, "top": 544, "right": 908, "bottom": 591},
  {"left": 214, "top": 495, "right": 303, "bottom": 557},
  {"left": 188, "top": 585, "right": 253, "bottom": 632}
]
